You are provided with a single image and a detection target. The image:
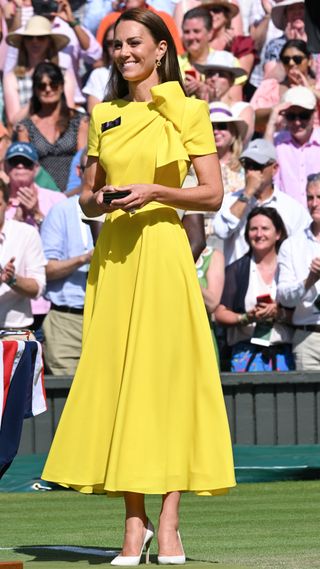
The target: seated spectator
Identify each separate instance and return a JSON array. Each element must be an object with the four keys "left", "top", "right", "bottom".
[
  {"left": 179, "top": 6, "right": 214, "bottom": 91},
  {"left": 4, "top": 141, "right": 65, "bottom": 339},
  {"left": 16, "top": 61, "right": 88, "bottom": 192},
  {"left": 0, "top": 180, "right": 46, "bottom": 338},
  {"left": 4, "top": 141, "right": 65, "bottom": 226},
  {"left": 247, "top": 0, "right": 283, "bottom": 99},
  {"left": 252, "top": 39, "right": 319, "bottom": 132},
  {"left": 41, "top": 192, "right": 94, "bottom": 376},
  {"left": 213, "top": 138, "right": 311, "bottom": 266},
  {"left": 194, "top": 50, "right": 247, "bottom": 104},
  {"left": 277, "top": 172, "right": 320, "bottom": 371},
  {"left": 209, "top": 101, "right": 247, "bottom": 194},
  {"left": 3, "top": 0, "right": 103, "bottom": 109},
  {"left": 203, "top": 0, "right": 256, "bottom": 77},
  {"left": 96, "top": 0, "right": 184, "bottom": 55},
  {"left": 3, "top": 15, "right": 74, "bottom": 127},
  {"left": 82, "top": 23, "right": 114, "bottom": 113},
  {"left": 215, "top": 206, "right": 294, "bottom": 372},
  {"left": 265, "top": 86, "right": 320, "bottom": 209},
  {"left": 263, "top": 0, "right": 306, "bottom": 79},
  {"left": 174, "top": 0, "right": 243, "bottom": 38}
]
